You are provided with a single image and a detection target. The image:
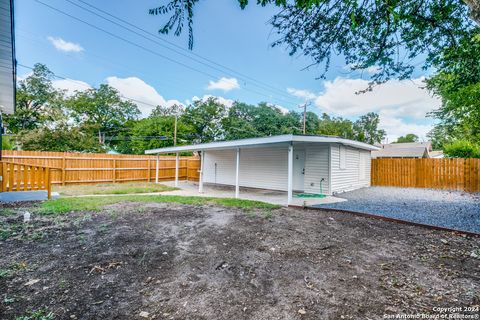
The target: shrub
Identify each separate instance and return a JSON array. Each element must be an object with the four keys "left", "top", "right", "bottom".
[{"left": 443, "top": 140, "right": 480, "bottom": 158}]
